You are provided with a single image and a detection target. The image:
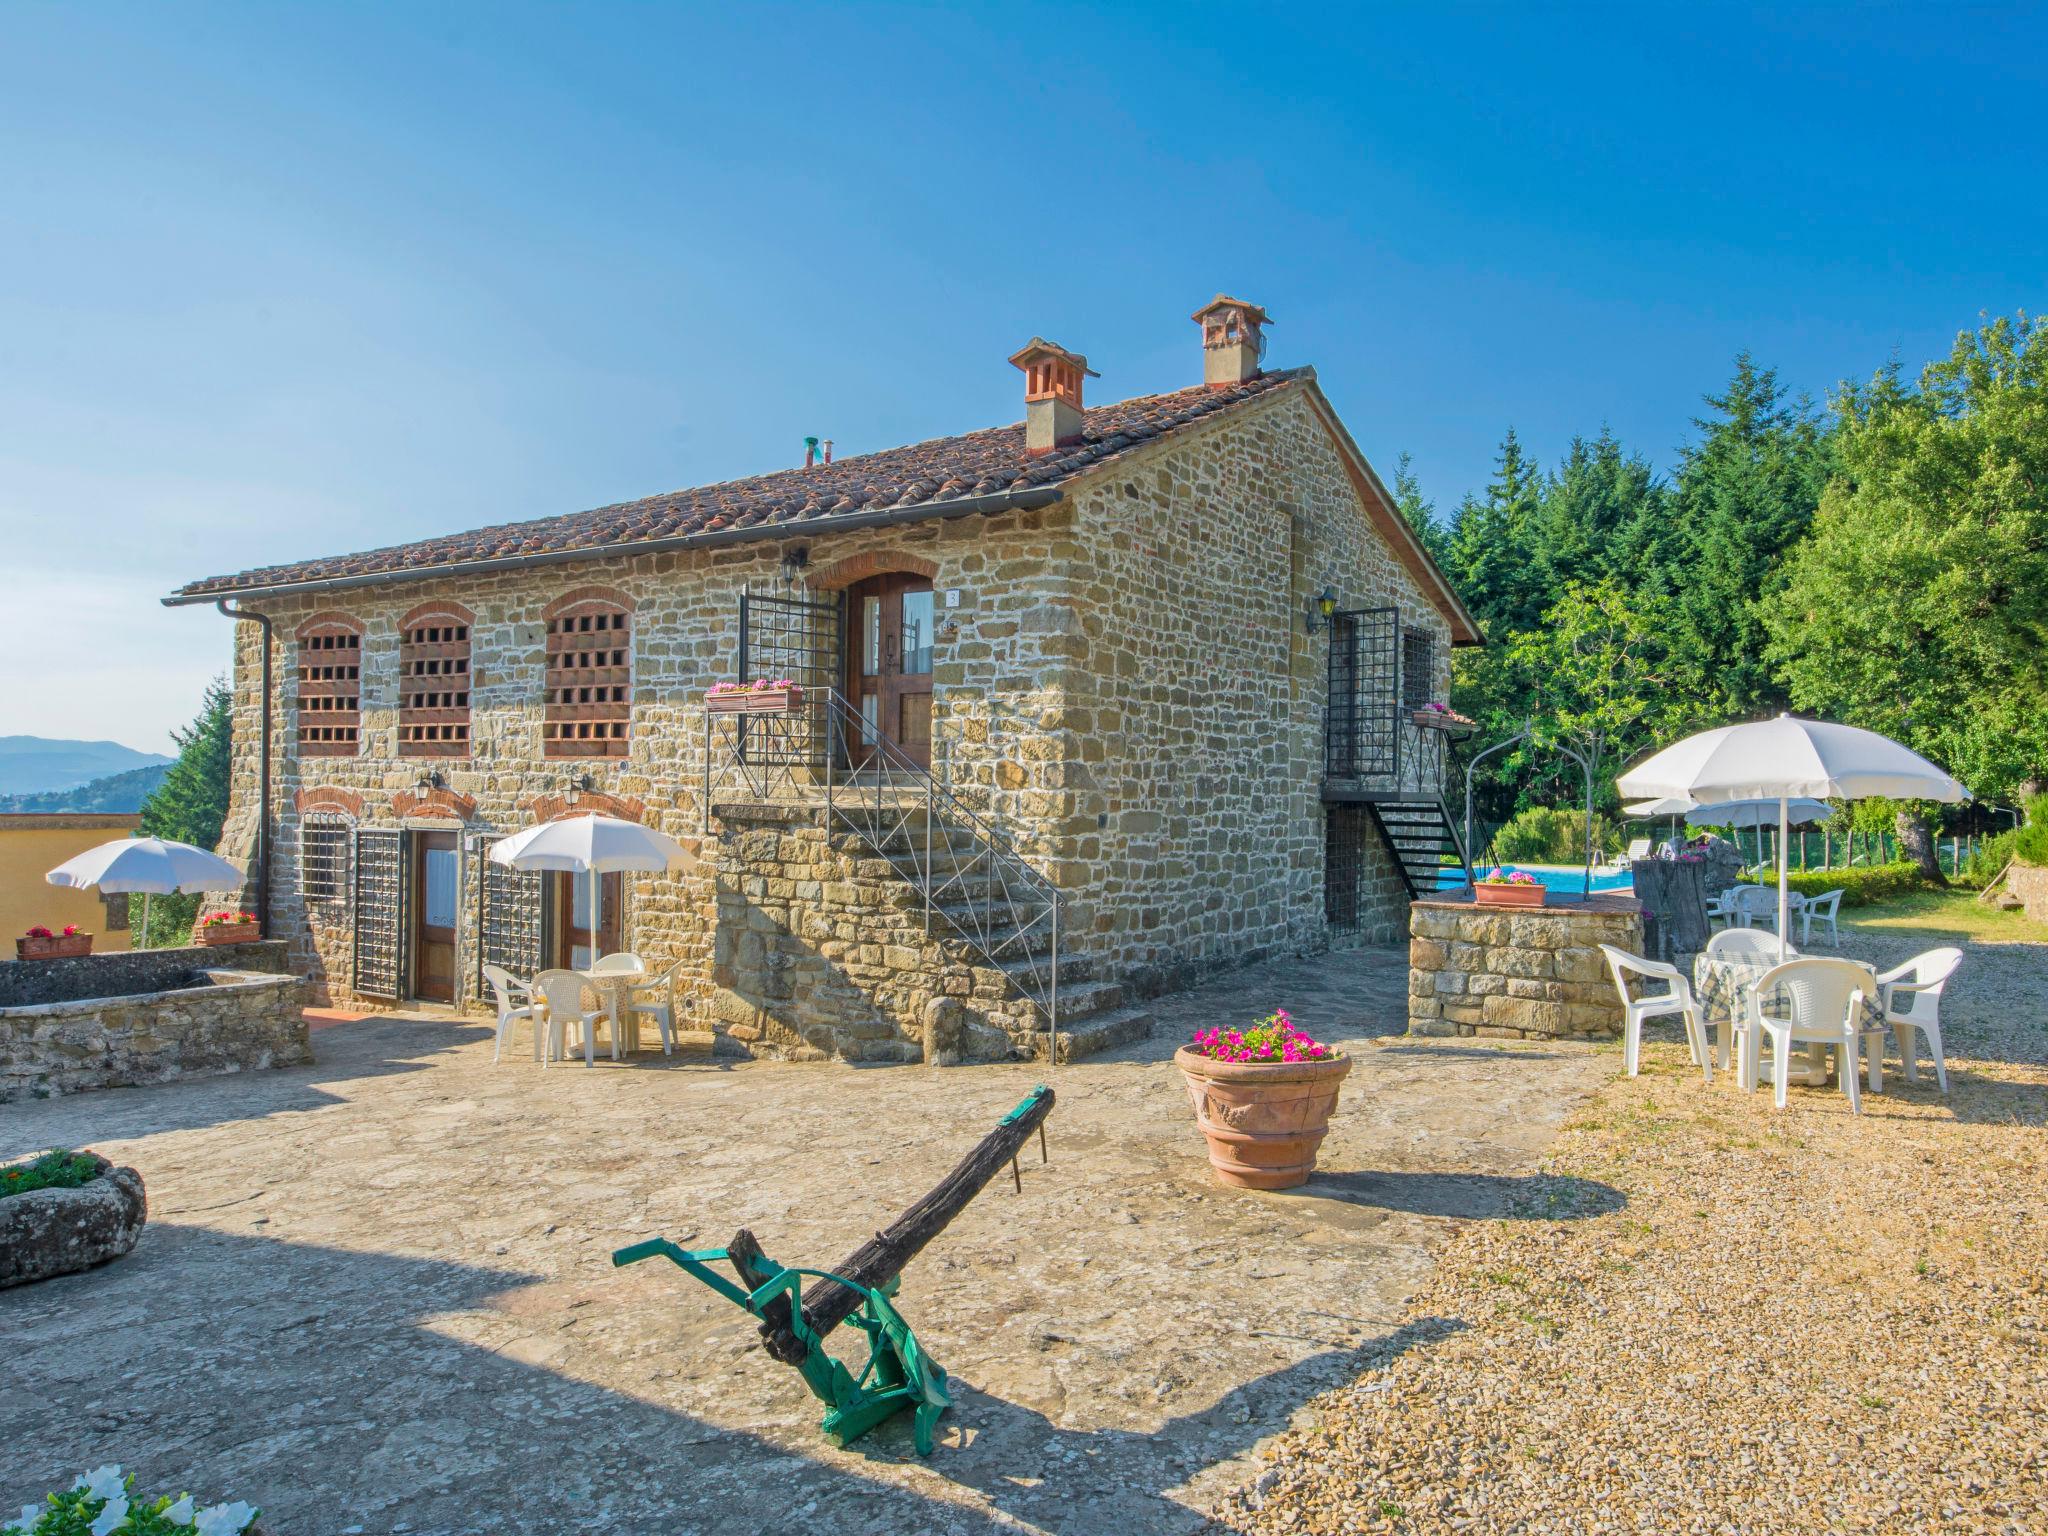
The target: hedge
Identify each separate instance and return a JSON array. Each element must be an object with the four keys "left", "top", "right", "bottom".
[{"left": 1736, "top": 861, "right": 1930, "bottom": 908}]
